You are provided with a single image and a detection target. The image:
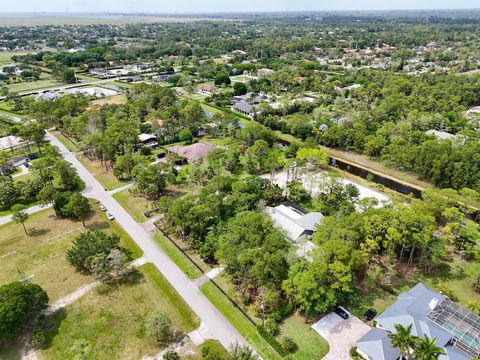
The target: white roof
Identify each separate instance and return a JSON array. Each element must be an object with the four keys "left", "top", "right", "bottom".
[
  {"left": 138, "top": 133, "right": 158, "bottom": 142},
  {"left": 0, "top": 135, "right": 24, "bottom": 150},
  {"left": 266, "top": 204, "right": 323, "bottom": 242},
  {"left": 426, "top": 130, "right": 456, "bottom": 140}
]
